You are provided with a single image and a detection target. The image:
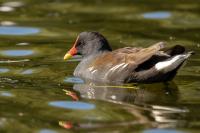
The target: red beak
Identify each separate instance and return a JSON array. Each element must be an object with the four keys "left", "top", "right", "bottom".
[{"left": 64, "top": 36, "right": 79, "bottom": 60}]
